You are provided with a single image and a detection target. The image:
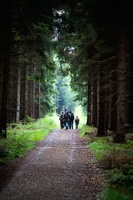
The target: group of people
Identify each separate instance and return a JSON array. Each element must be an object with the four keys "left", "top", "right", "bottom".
[{"left": 59, "top": 109, "right": 80, "bottom": 130}]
